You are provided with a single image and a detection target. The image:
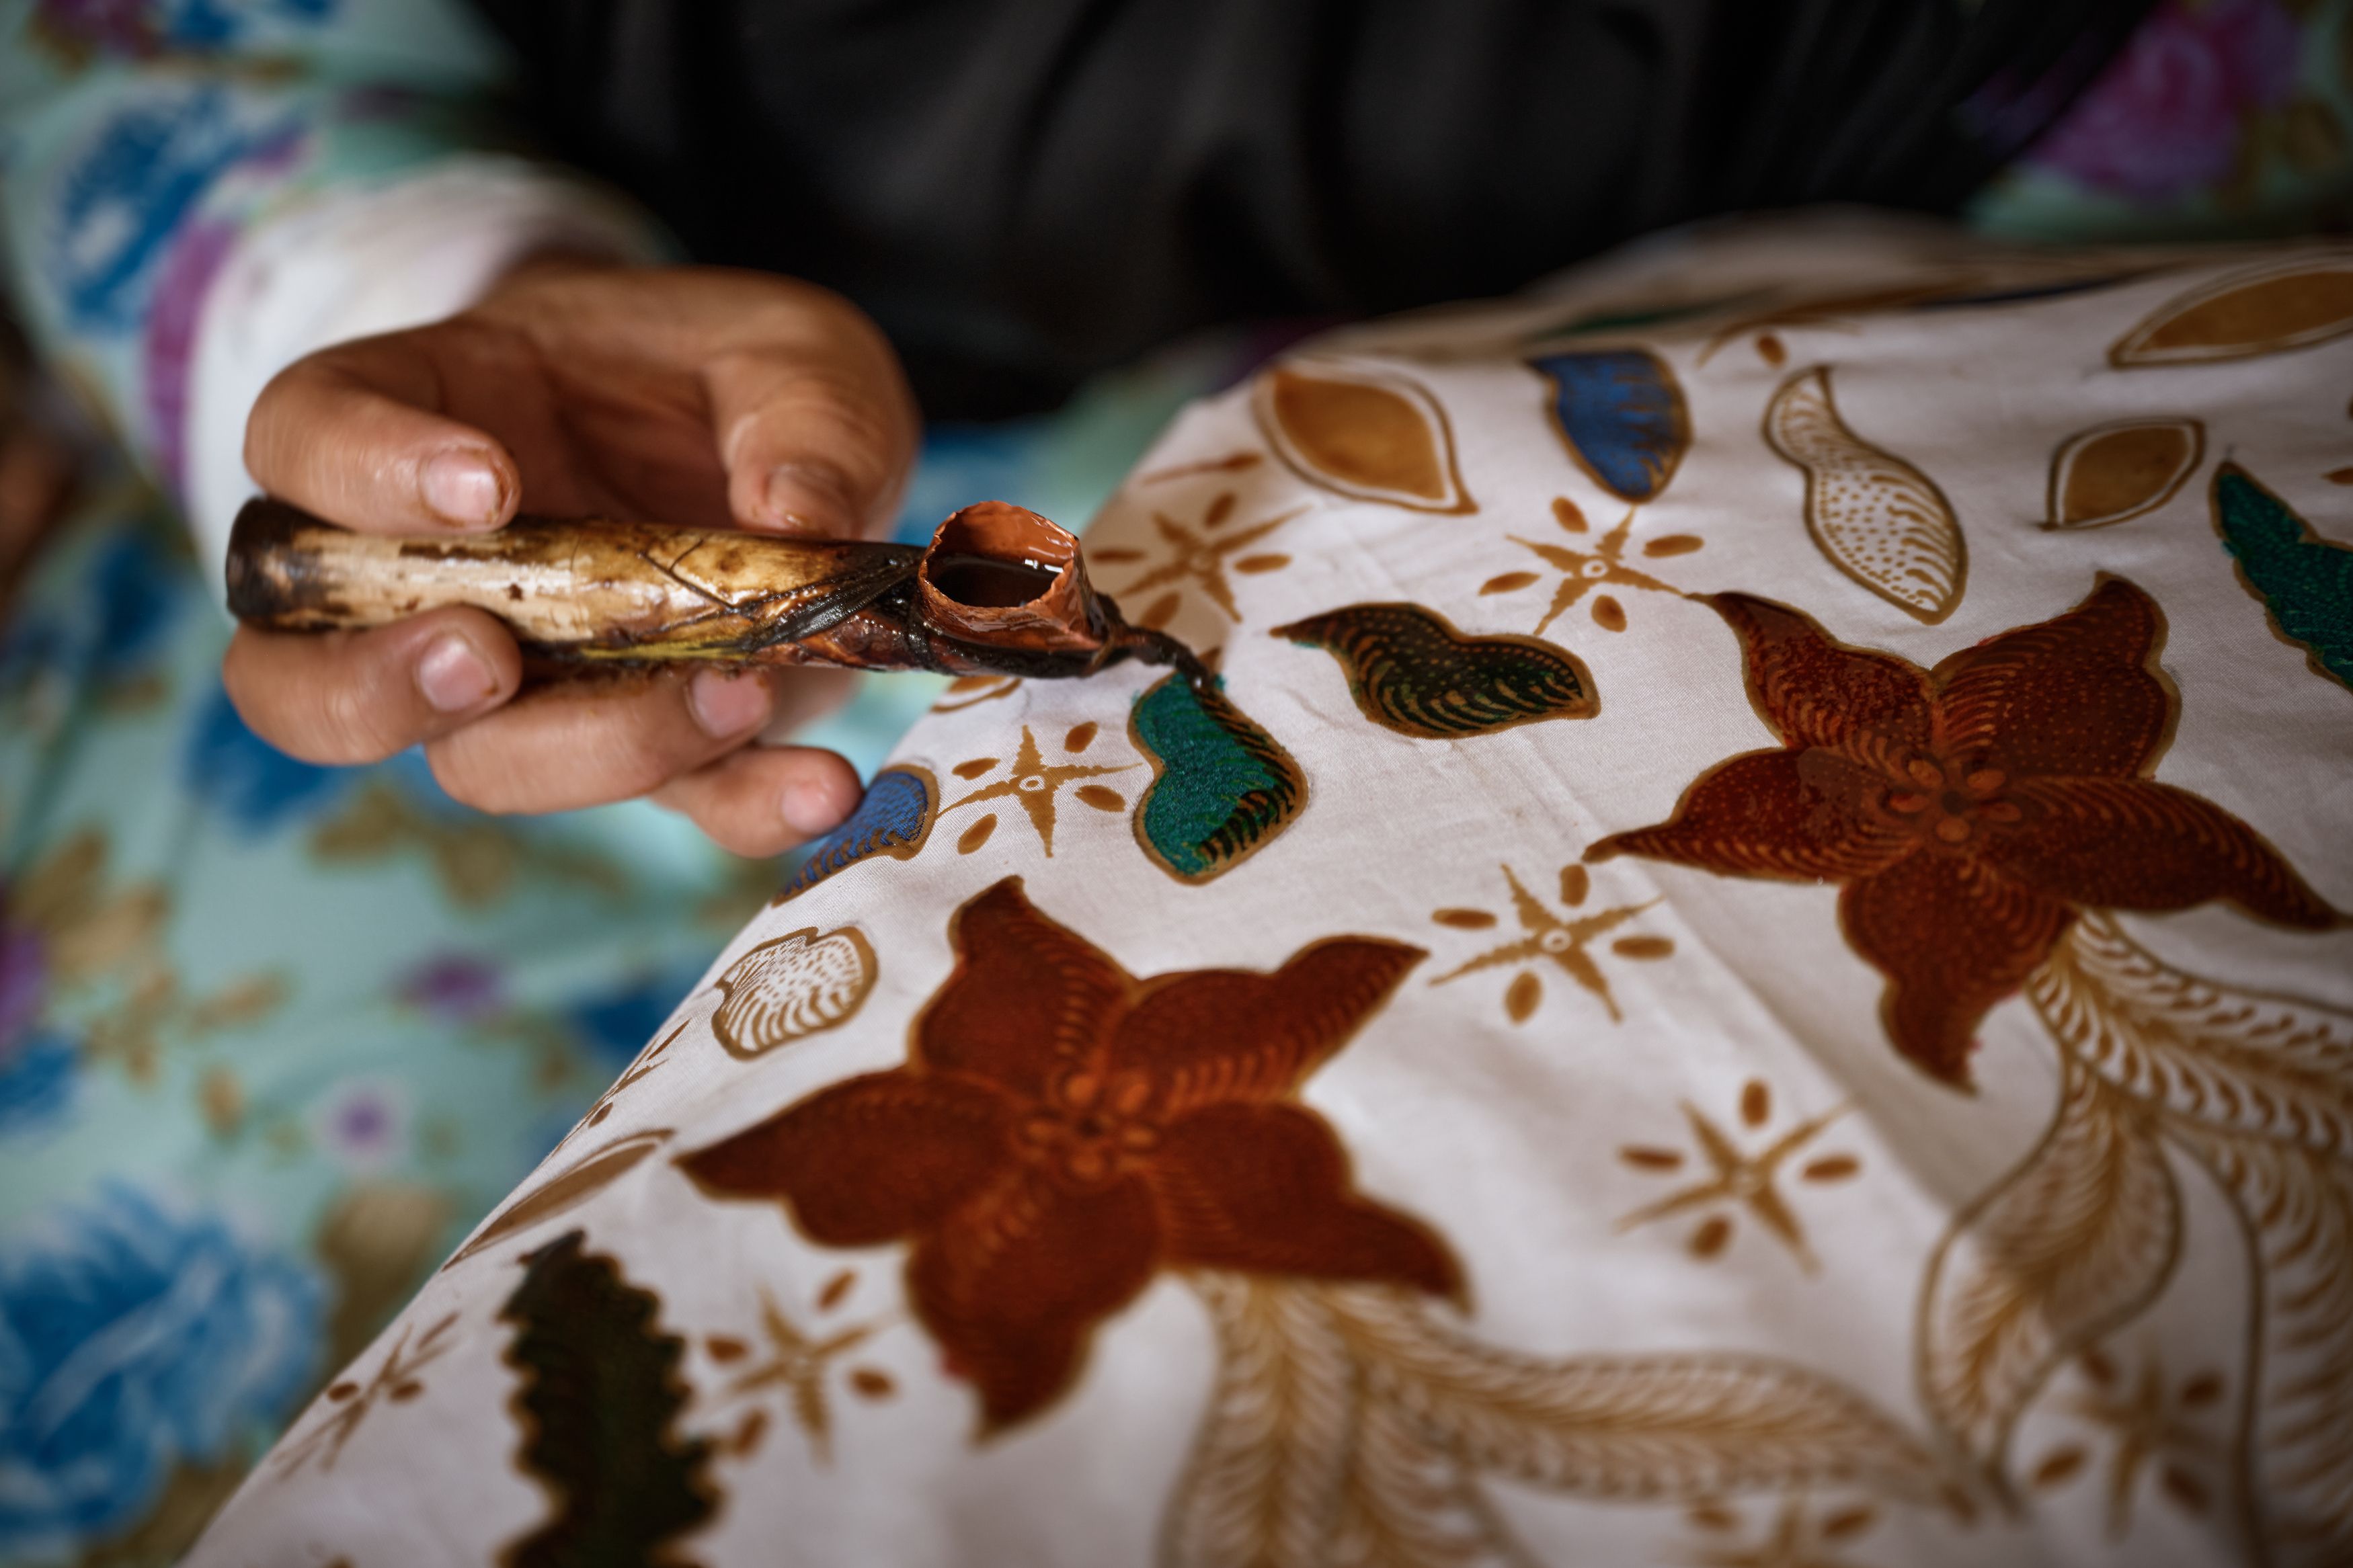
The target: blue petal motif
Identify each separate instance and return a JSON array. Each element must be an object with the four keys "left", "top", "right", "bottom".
[
  {"left": 0, "top": 1188, "right": 323, "bottom": 1558},
  {"left": 48, "top": 87, "right": 278, "bottom": 333},
  {"left": 1527, "top": 349, "right": 1689, "bottom": 504},
  {"left": 0, "top": 1034, "right": 77, "bottom": 1137},
  {"left": 88, "top": 532, "right": 187, "bottom": 679},
  {"left": 773, "top": 766, "right": 936, "bottom": 902},
  {"left": 183, "top": 684, "right": 351, "bottom": 831}
]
